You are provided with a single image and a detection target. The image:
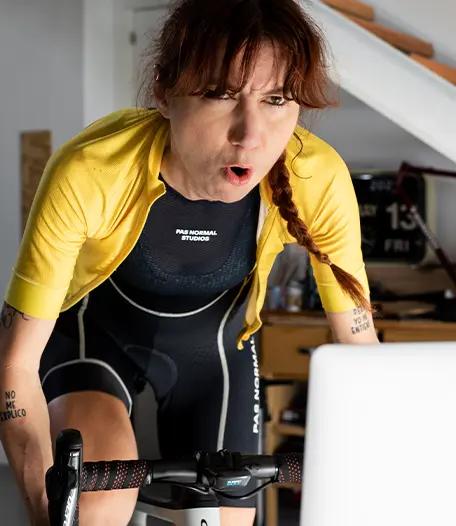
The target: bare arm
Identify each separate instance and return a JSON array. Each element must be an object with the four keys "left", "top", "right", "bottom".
[
  {"left": 0, "top": 302, "right": 56, "bottom": 525},
  {"left": 326, "top": 307, "right": 379, "bottom": 344}
]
